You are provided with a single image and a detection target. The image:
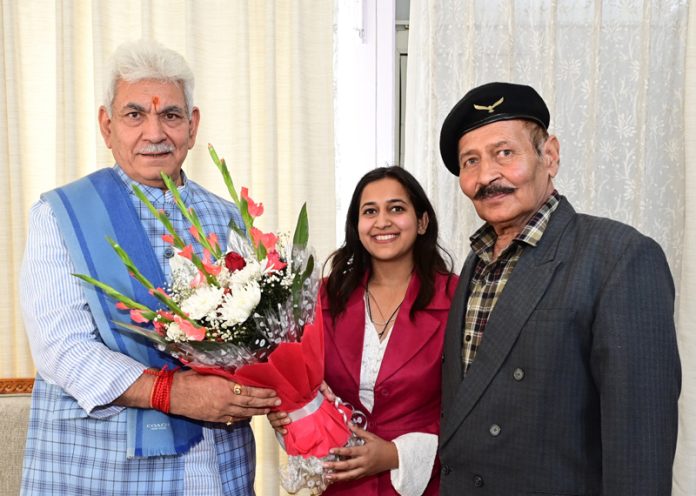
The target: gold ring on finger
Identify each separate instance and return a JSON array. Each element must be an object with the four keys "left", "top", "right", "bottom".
[
  {"left": 226, "top": 415, "right": 234, "bottom": 426},
  {"left": 233, "top": 383, "right": 243, "bottom": 395}
]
